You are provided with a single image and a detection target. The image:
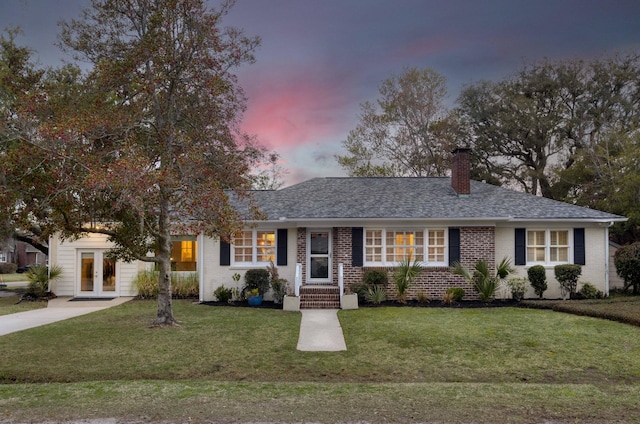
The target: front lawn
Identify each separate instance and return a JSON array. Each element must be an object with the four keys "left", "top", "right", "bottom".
[{"left": 1, "top": 300, "right": 639, "bottom": 423}]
